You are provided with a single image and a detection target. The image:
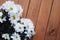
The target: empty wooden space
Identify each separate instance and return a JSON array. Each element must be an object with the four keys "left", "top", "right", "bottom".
[{"left": 0, "top": 0, "right": 60, "bottom": 40}]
